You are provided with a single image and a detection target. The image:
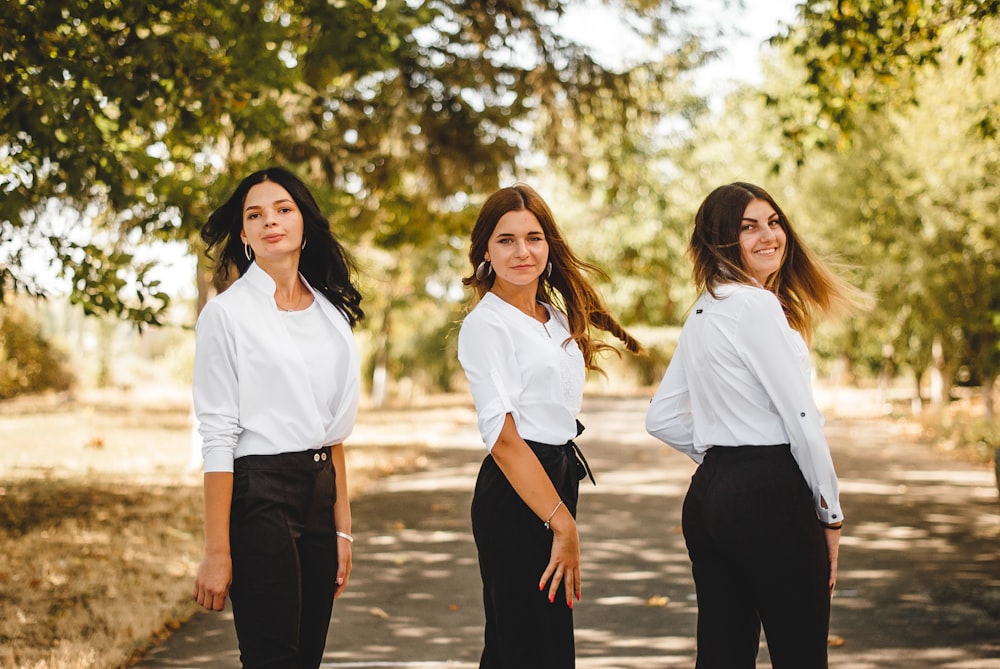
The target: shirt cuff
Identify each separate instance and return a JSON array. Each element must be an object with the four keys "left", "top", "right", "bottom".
[{"left": 202, "top": 448, "right": 235, "bottom": 473}]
